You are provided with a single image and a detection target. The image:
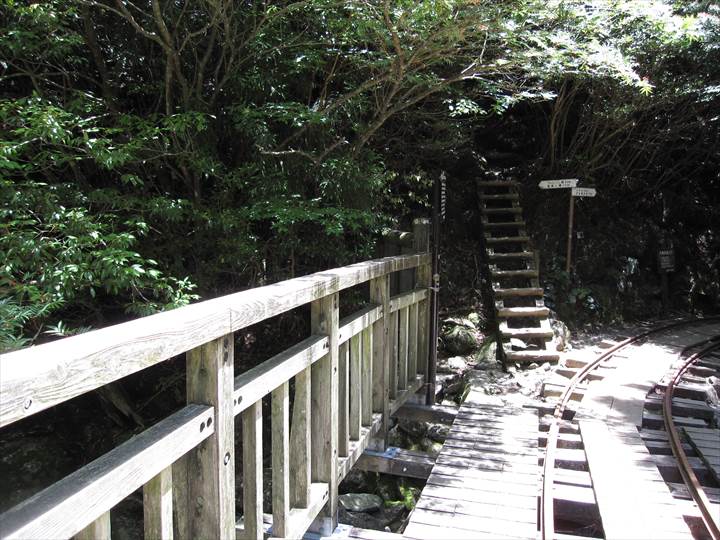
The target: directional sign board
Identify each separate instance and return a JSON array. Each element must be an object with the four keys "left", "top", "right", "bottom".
[
  {"left": 539, "top": 179, "right": 578, "bottom": 189},
  {"left": 571, "top": 187, "right": 596, "bottom": 198}
]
